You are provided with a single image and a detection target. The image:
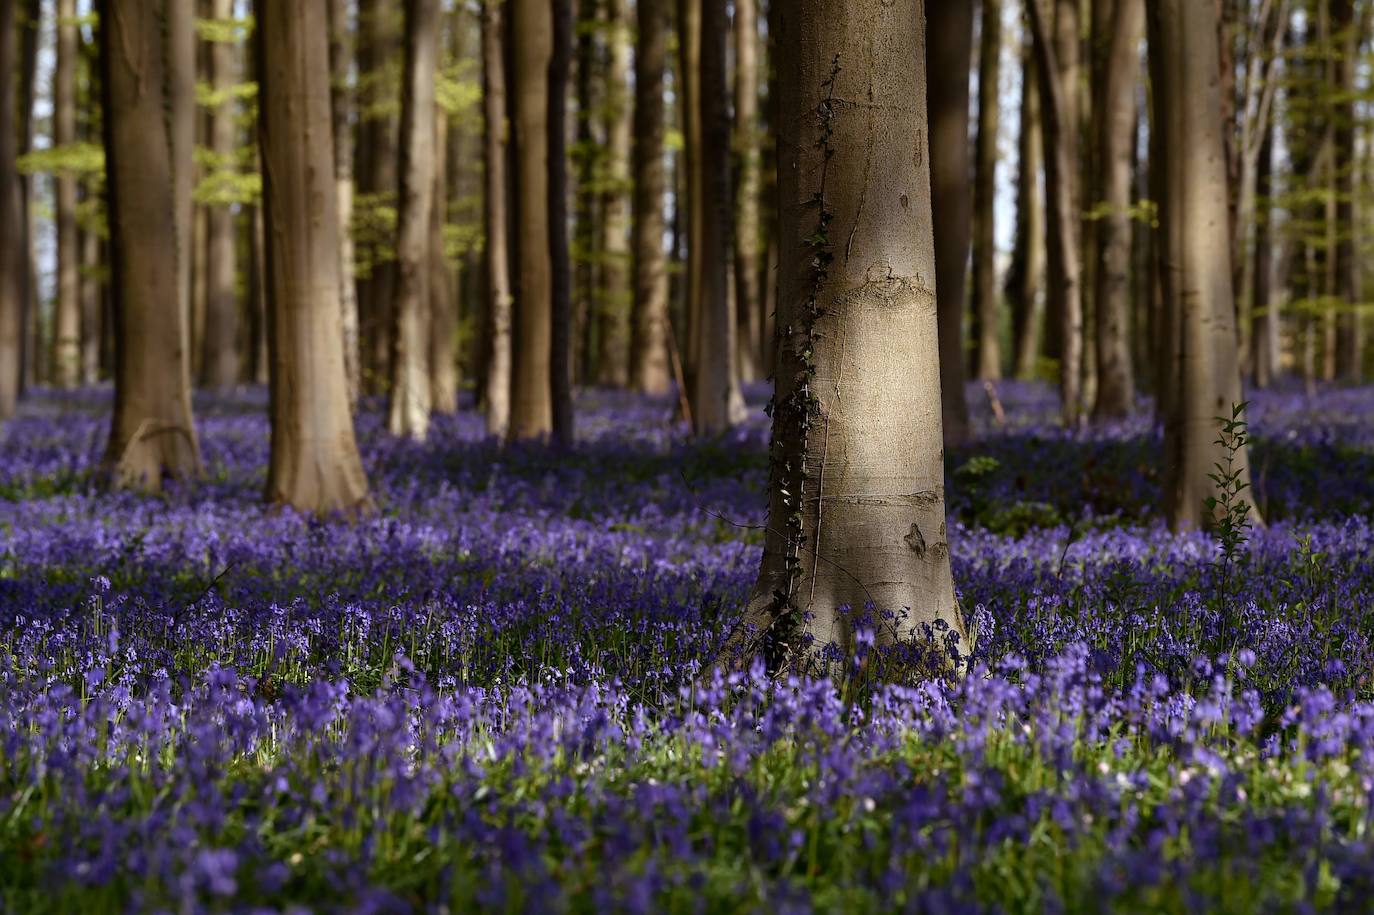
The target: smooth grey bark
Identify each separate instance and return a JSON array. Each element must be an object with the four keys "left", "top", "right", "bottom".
[
  {"left": 98, "top": 0, "right": 203, "bottom": 490},
  {"left": 972, "top": 0, "right": 1002, "bottom": 382},
  {"left": 481, "top": 0, "right": 513, "bottom": 436},
  {"left": 726, "top": 0, "right": 963, "bottom": 671},
  {"left": 430, "top": 99, "right": 458, "bottom": 415},
  {"left": 0, "top": 1, "right": 22, "bottom": 417},
  {"left": 927, "top": 2, "right": 973, "bottom": 445},
  {"left": 733, "top": 0, "right": 763, "bottom": 384},
  {"left": 387, "top": 0, "right": 441, "bottom": 441},
  {"left": 203, "top": 0, "right": 241, "bottom": 389},
  {"left": 169, "top": 0, "right": 195, "bottom": 381},
  {"left": 52, "top": 0, "right": 80, "bottom": 388},
  {"left": 327, "top": 0, "right": 362, "bottom": 403},
  {"left": 256, "top": 0, "right": 371, "bottom": 515},
  {"left": 1148, "top": 0, "right": 1259, "bottom": 532},
  {"left": 596, "top": 0, "right": 633, "bottom": 388},
  {"left": 630, "top": 0, "right": 672, "bottom": 395}
]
